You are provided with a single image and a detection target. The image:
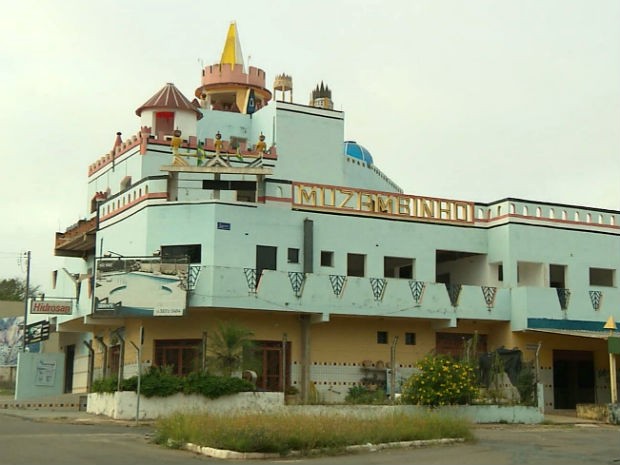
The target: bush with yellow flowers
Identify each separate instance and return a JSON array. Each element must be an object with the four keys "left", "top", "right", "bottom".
[{"left": 401, "top": 354, "right": 478, "bottom": 406}]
